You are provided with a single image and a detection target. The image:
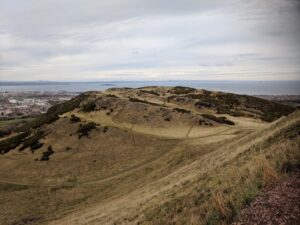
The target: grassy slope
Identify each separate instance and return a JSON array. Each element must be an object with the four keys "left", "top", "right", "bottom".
[
  {"left": 0, "top": 118, "right": 35, "bottom": 129},
  {"left": 0, "top": 87, "right": 298, "bottom": 225}
]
